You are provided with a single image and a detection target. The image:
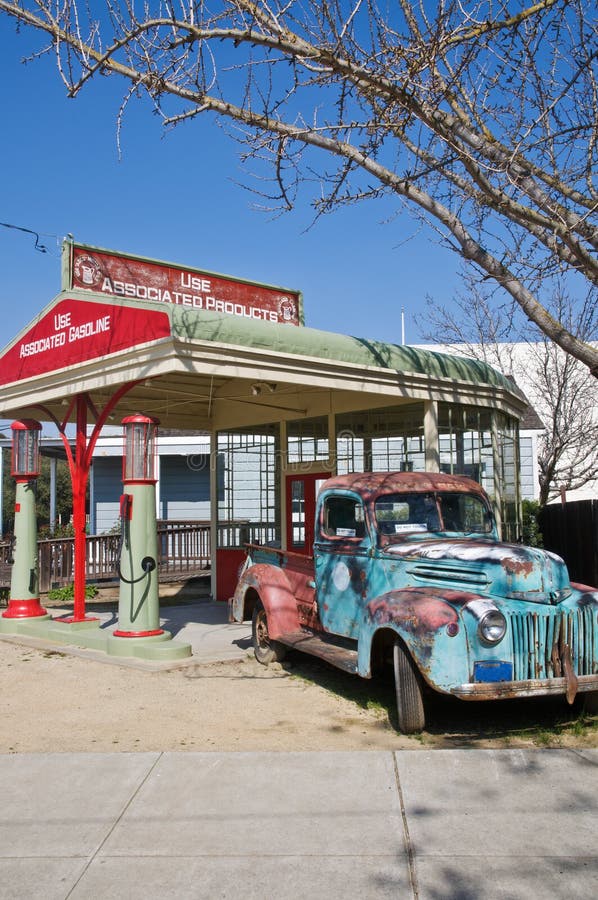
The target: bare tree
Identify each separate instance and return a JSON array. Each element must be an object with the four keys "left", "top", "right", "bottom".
[
  {"left": 2, "top": 1, "right": 597, "bottom": 373},
  {"left": 421, "top": 280, "right": 598, "bottom": 504},
  {"left": 533, "top": 340, "right": 598, "bottom": 505}
]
